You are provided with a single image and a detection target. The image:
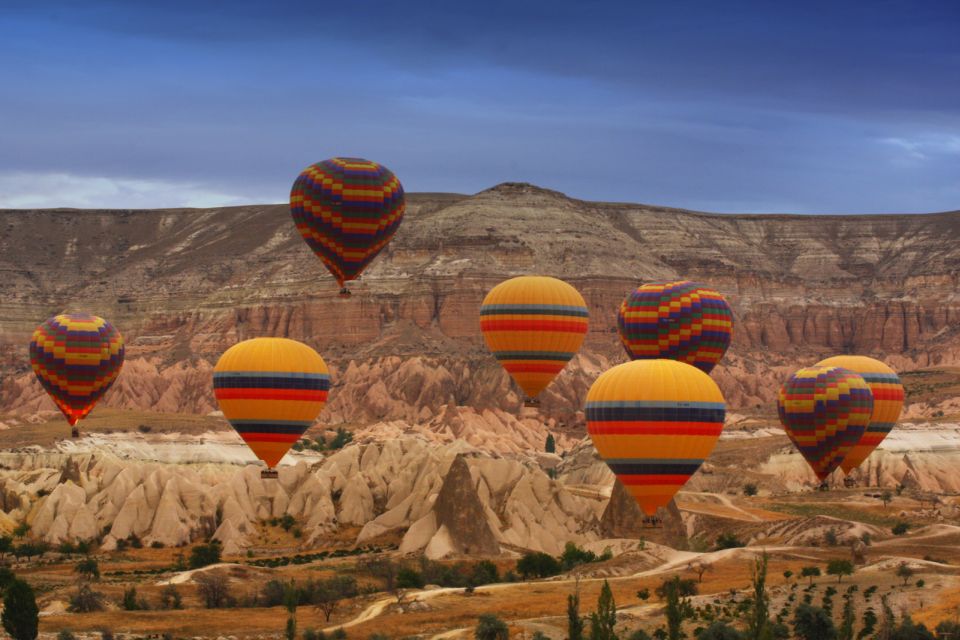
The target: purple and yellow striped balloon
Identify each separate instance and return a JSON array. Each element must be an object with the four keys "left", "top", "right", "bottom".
[{"left": 777, "top": 366, "right": 873, "bottom": 481}]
